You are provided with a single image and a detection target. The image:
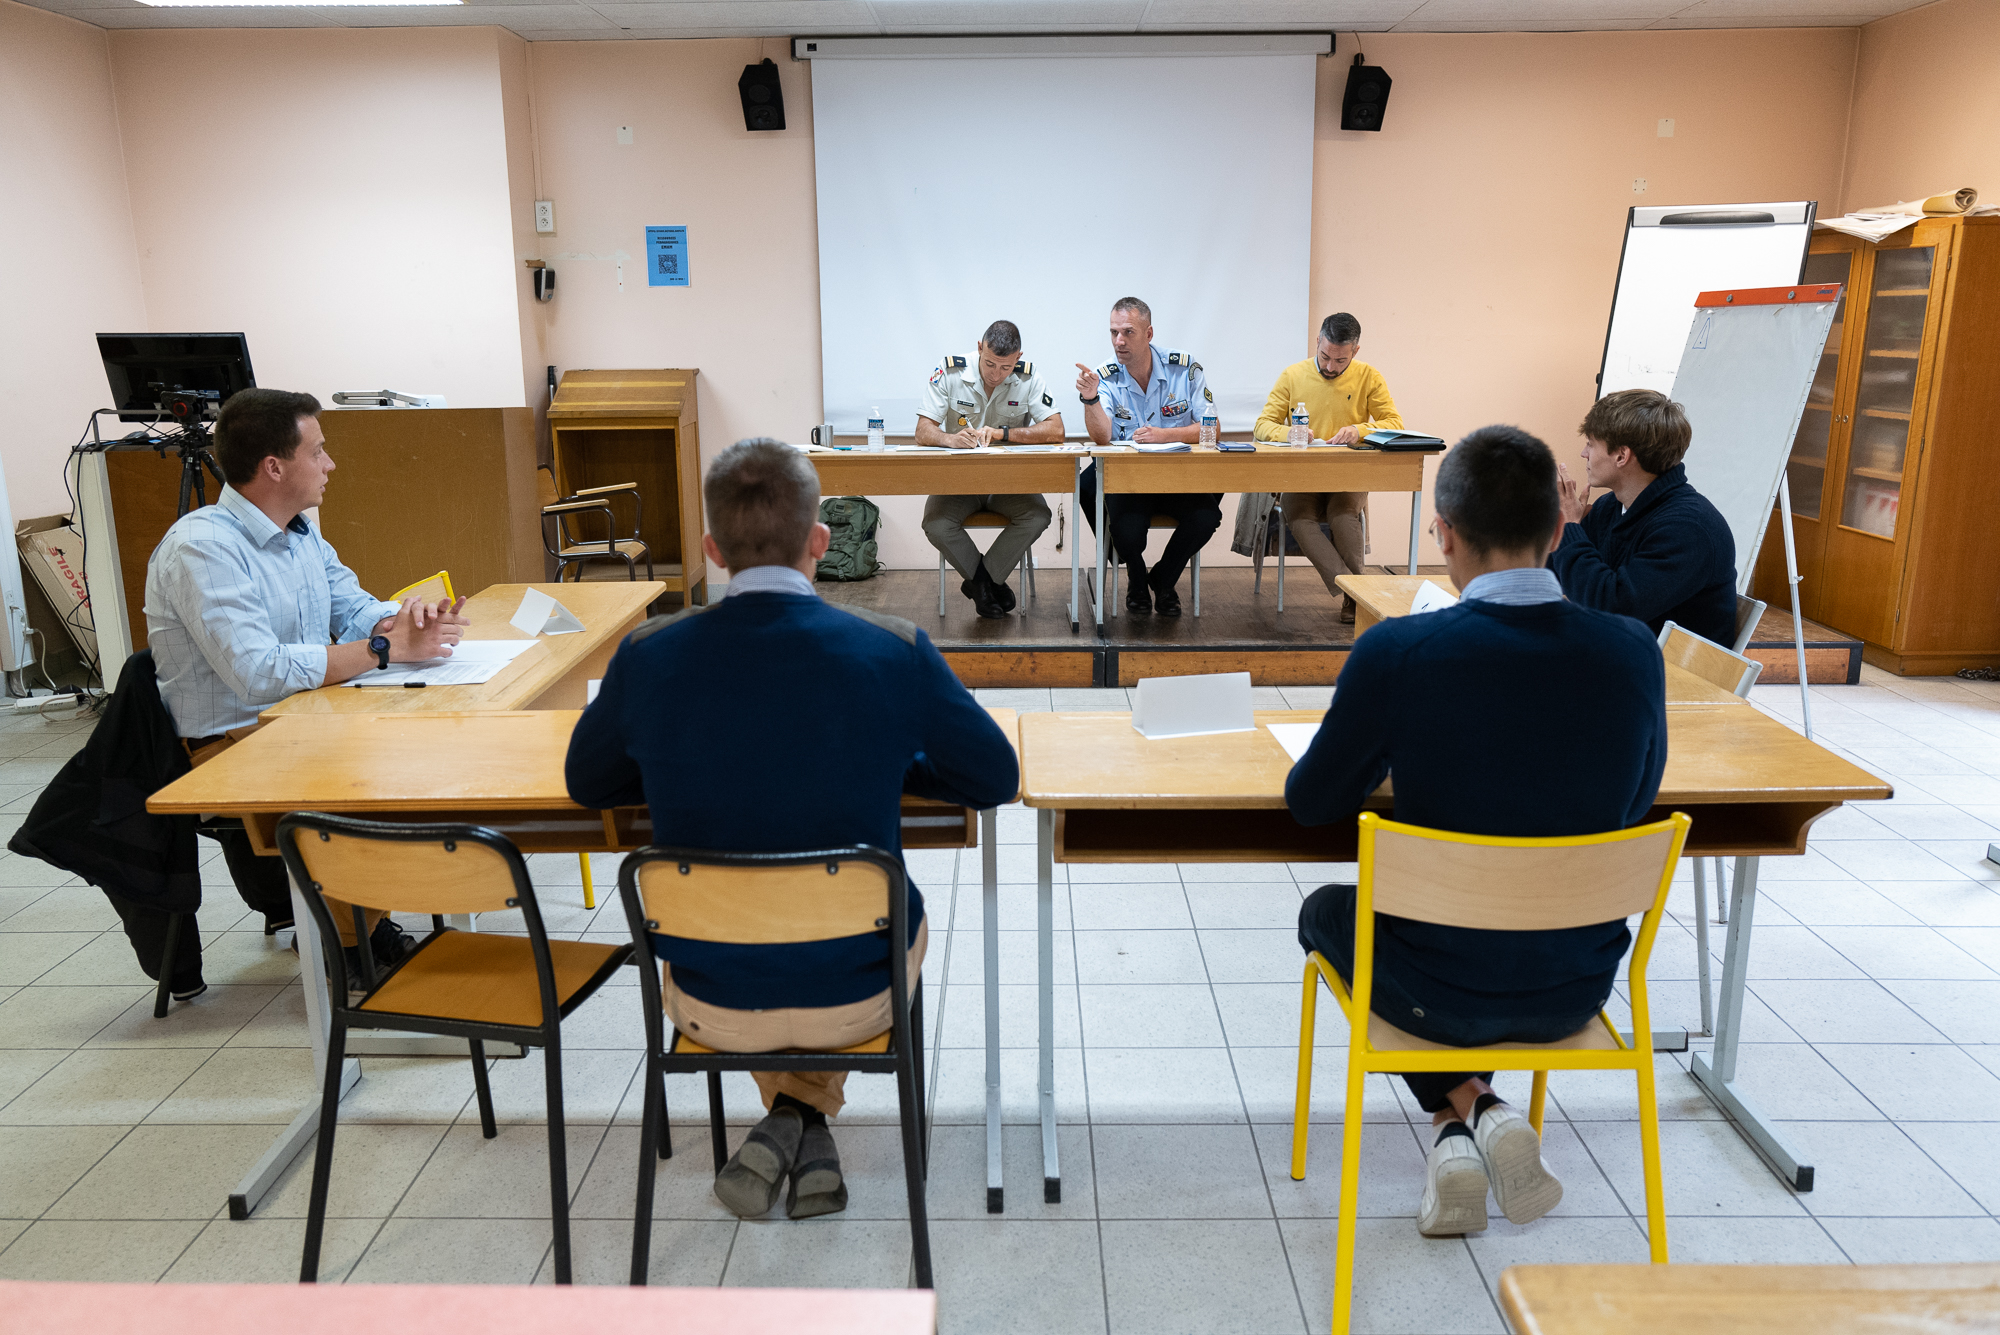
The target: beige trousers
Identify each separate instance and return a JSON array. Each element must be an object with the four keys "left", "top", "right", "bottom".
[
  {"left": 661, "top": 920, "right": 929, "bottom": 1117},
  {"left": 1284, "top": 491, "right": 1368, "bottom": 599}
]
